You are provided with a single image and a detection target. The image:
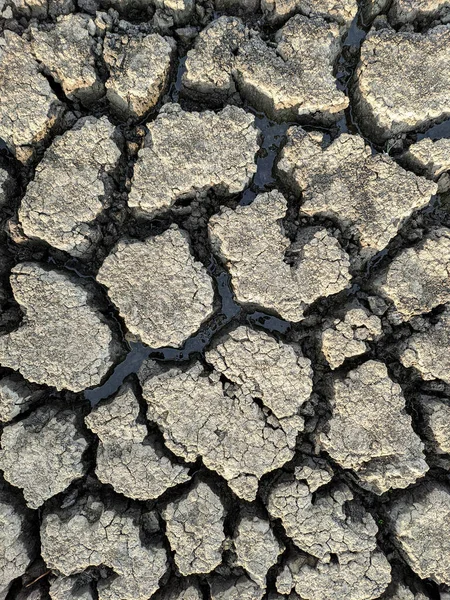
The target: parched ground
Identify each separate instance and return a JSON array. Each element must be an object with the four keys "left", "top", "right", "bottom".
[{"left": 1, "top": 1, "right": 450, "bottom": 599}]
